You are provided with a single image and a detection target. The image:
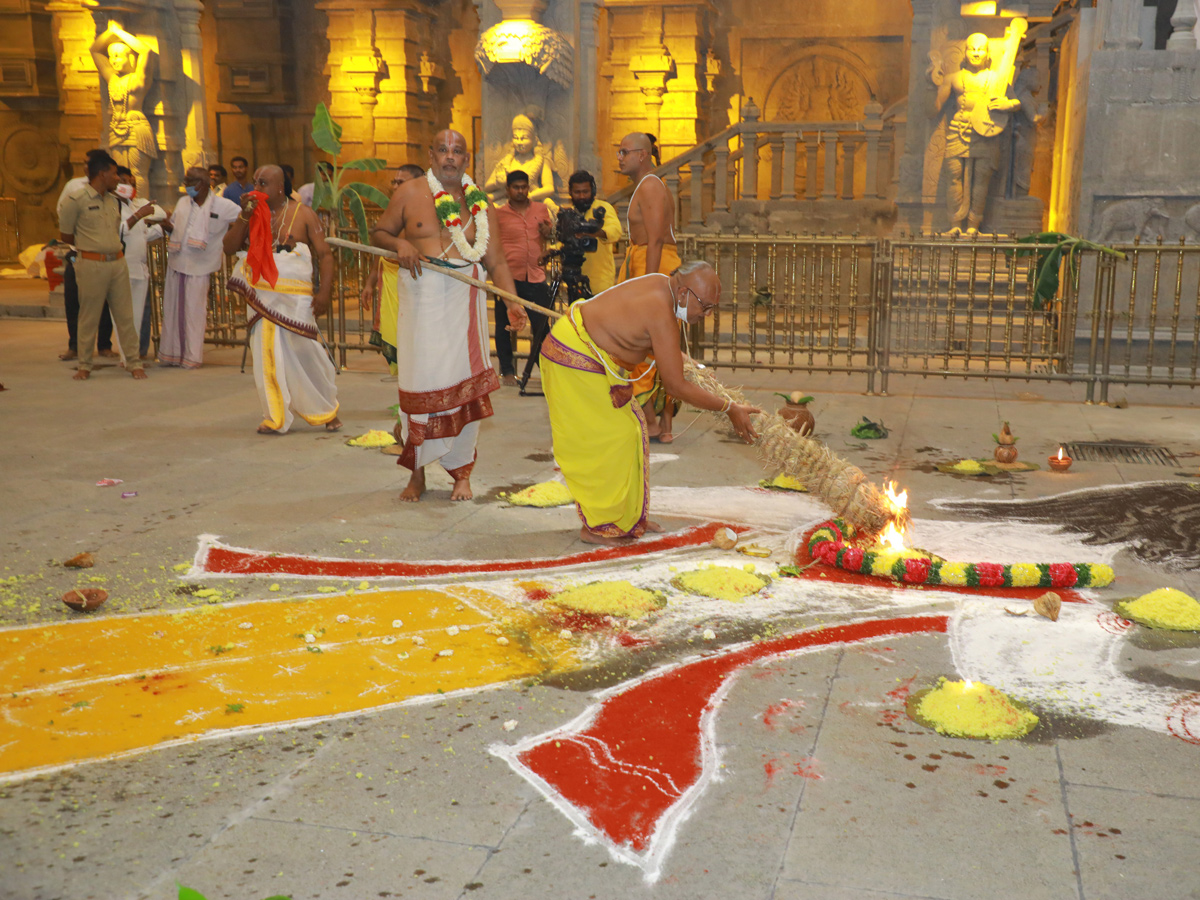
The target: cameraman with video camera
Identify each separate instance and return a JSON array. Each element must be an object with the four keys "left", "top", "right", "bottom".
[{"left": 565, "top": 170, "right": 623, "bottom": 299}]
